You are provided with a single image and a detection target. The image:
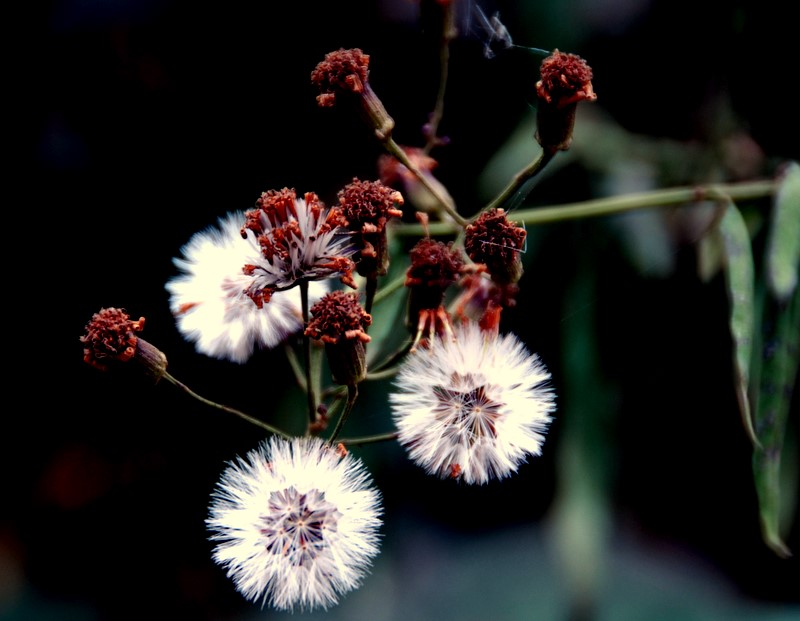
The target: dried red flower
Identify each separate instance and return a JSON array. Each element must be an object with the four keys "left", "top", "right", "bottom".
[
  {"left": 535, "top": 49, "right": 597, "bottom": 151},
  {"left": 81, "top": 307, "right": 167, "bottom": 381},
  {"left": 306, "top": 291, "right": 372, "bottom": 385},
  {"left": 240, "top": 188, "right": 356, "bottom": 307},
  {"left": 311, "top": 48, "right": 395, "bottom": 141},
  {"left": 338, "top": 178, "right": 404, "bottom": 277},
  {"left": 310, "top": 48, "right": 371, "bottom": 107},
  {"left": 464, "top": 208, "right": 526, "bottom": 285},
  {"left": 305, "top": 291, "right": 372, "bottom": 346}
]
